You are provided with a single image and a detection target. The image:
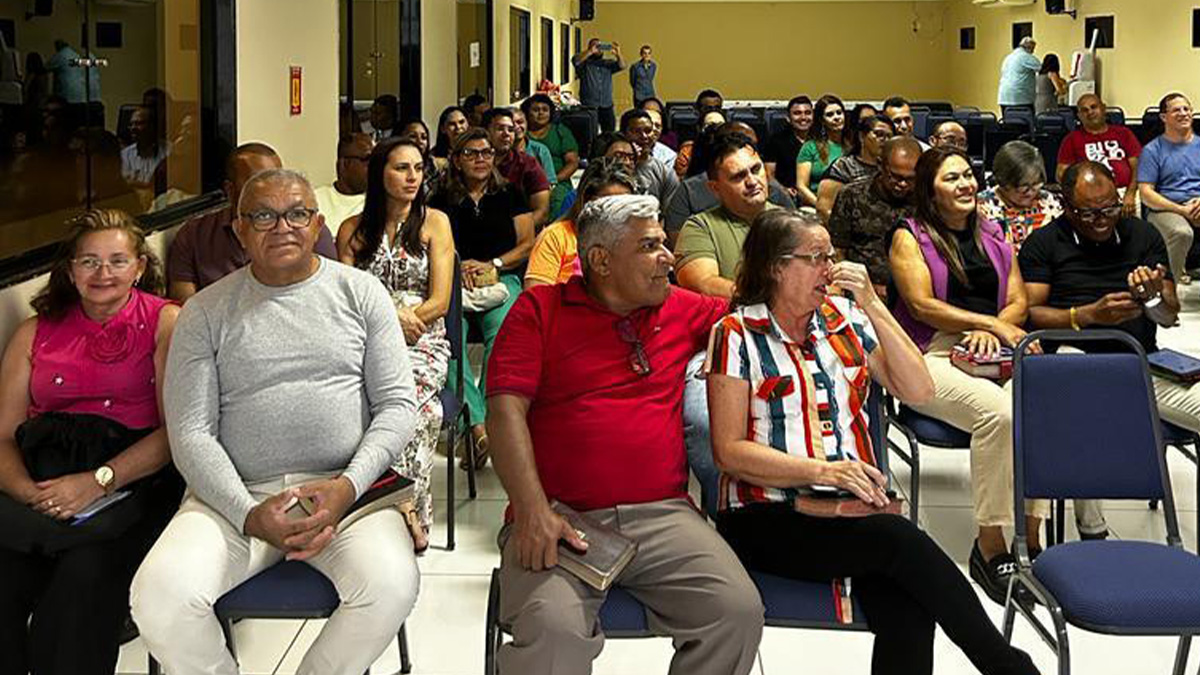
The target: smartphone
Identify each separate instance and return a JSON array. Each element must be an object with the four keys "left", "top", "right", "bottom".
[{"left": 597, "top": 42, "right": 612, "bottom": 52}]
